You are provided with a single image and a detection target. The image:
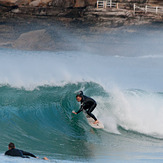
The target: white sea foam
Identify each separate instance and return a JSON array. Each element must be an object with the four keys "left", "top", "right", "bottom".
[
  {"left": 94, "top": 89, "right": 163, "bottom": 138},
  {"left": 0, "top": 154, "right": 74, "bottom": 163}
]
